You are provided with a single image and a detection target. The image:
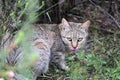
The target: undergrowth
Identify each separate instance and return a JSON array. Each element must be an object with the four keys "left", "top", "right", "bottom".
[{"left": 0, "top": 0, "right": 120, "bottom": 80}]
